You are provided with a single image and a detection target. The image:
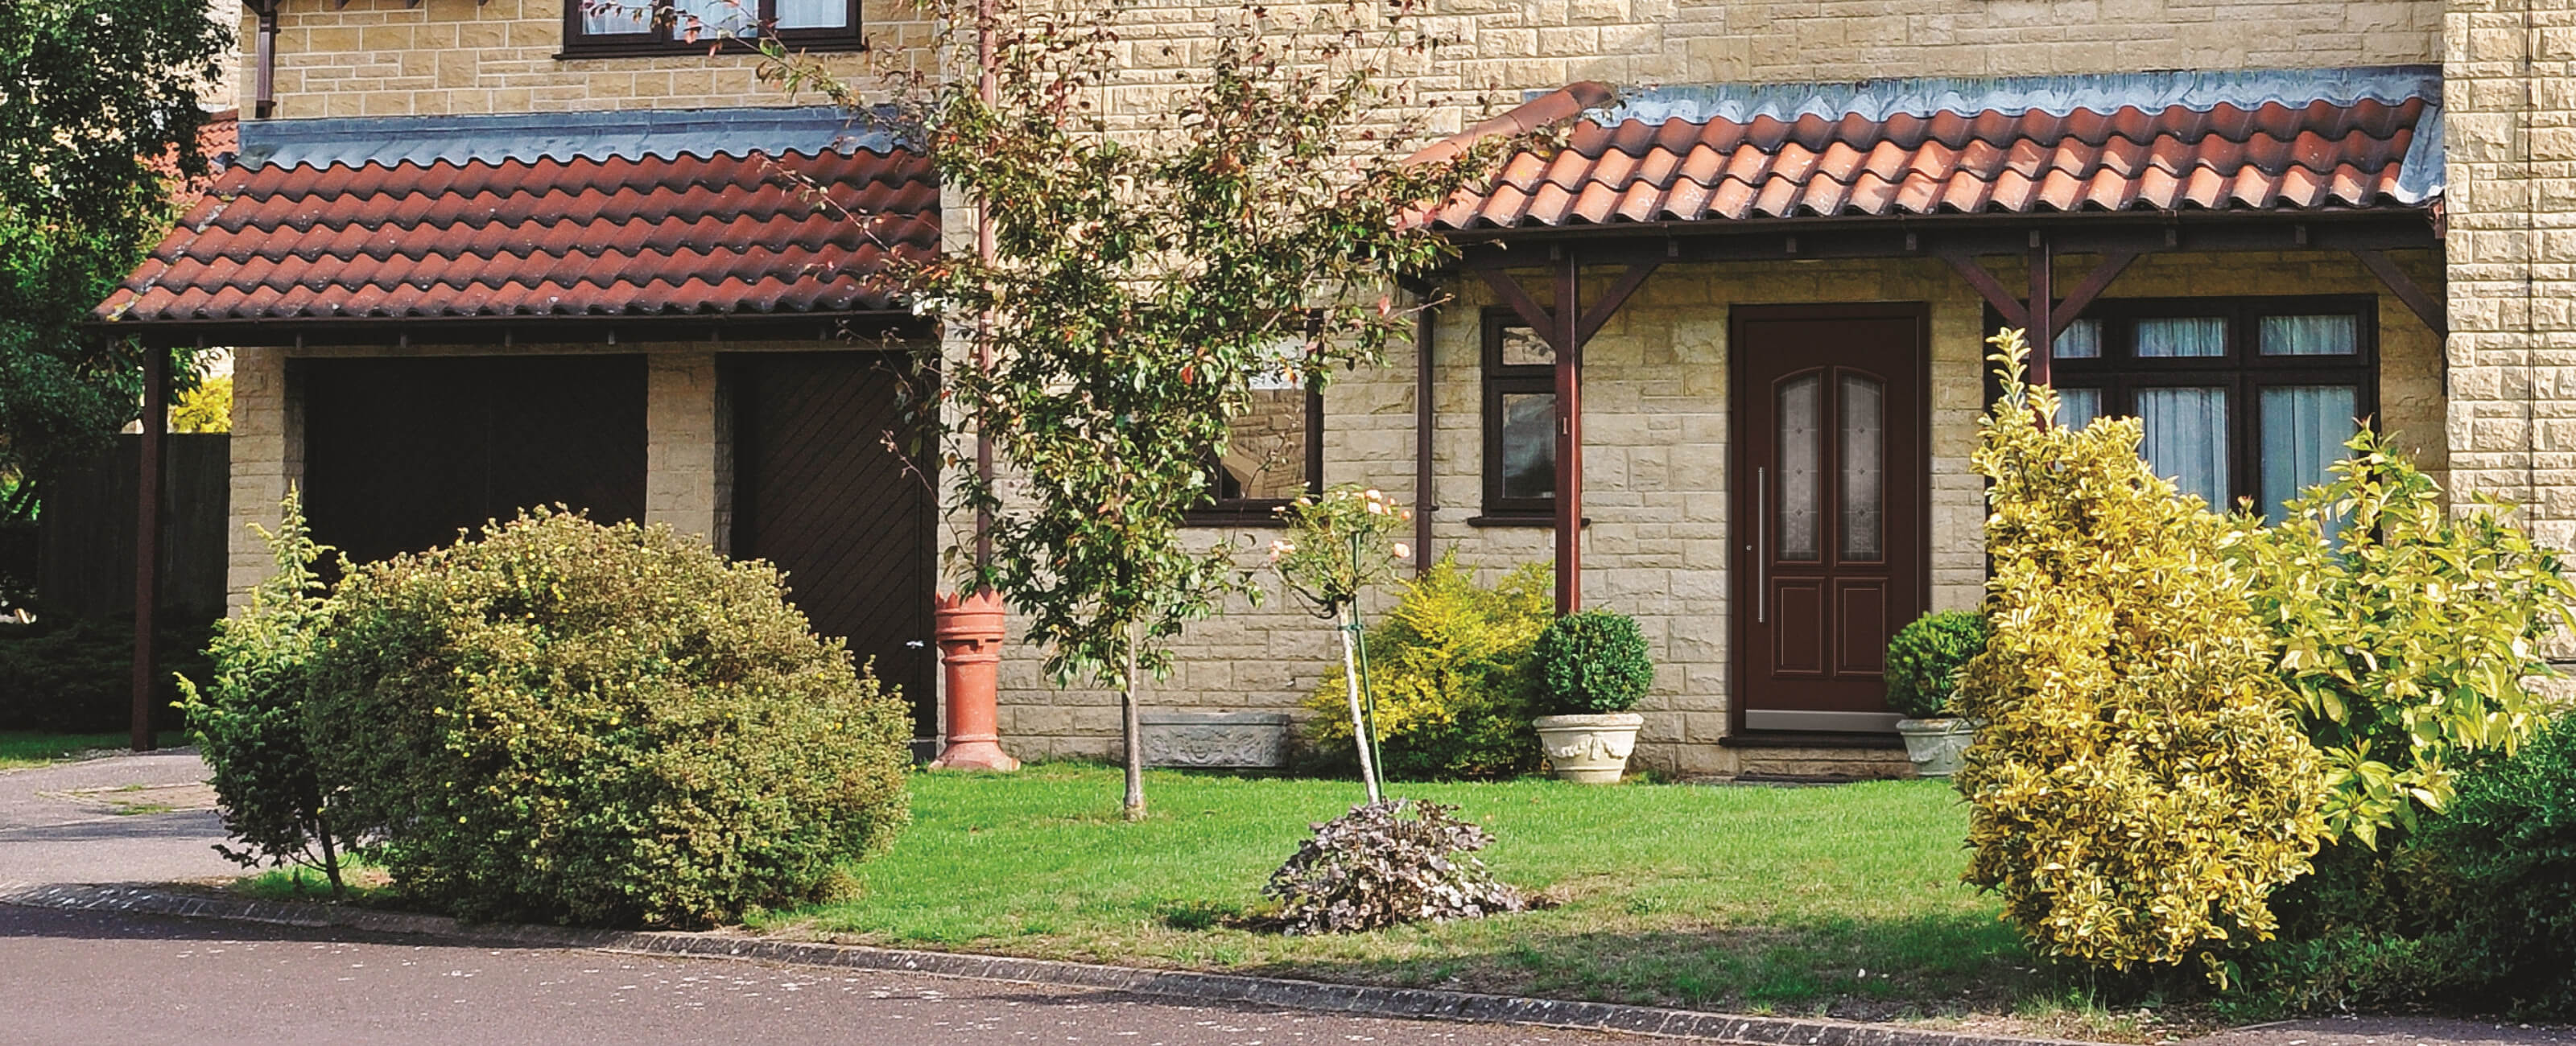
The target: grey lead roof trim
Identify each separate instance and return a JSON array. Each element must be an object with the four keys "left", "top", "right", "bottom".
[
  {"left": 1577, "top": 66, "right": 2447, "bottom": 204},
  {"left": 234, "top": 105, "right": 906, "bottom": 169}
]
